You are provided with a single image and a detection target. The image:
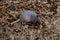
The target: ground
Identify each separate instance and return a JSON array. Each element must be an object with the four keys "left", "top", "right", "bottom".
[{"left": 0, "top": 0, "right": 60, "bottom": 40}]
